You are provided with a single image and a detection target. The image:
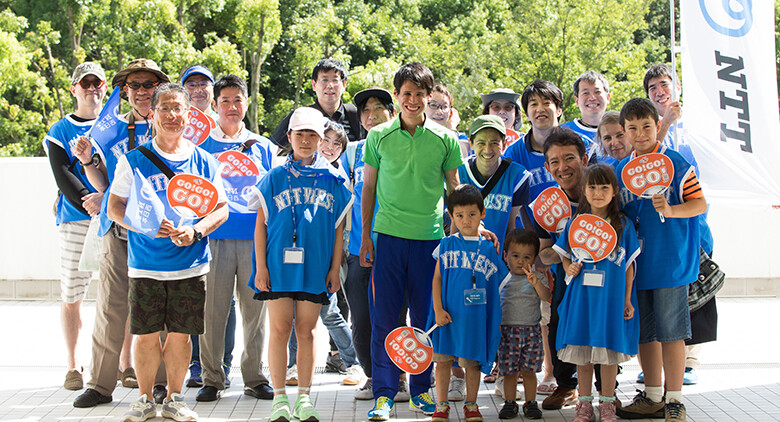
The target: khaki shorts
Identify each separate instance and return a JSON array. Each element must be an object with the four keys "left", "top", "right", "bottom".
[
  {"left": 129, "top": 274, "right": 206, "bottom": 335},
  {"left": 432, "top": 353, "right": 480, "bottom": 368}
]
